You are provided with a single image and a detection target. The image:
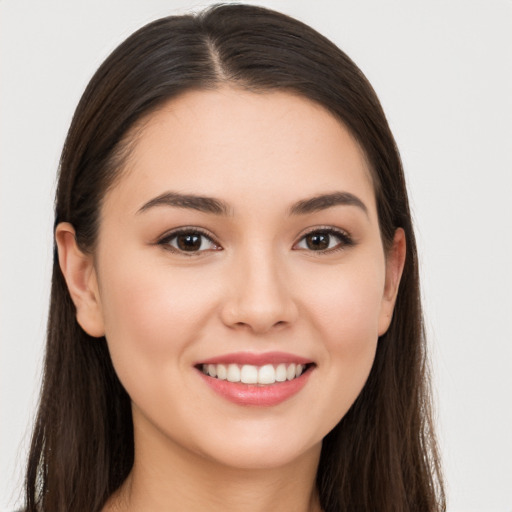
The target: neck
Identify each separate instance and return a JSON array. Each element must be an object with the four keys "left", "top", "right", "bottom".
[{"left": 104, "top": 416, "right": 322, "bottom": 512}]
